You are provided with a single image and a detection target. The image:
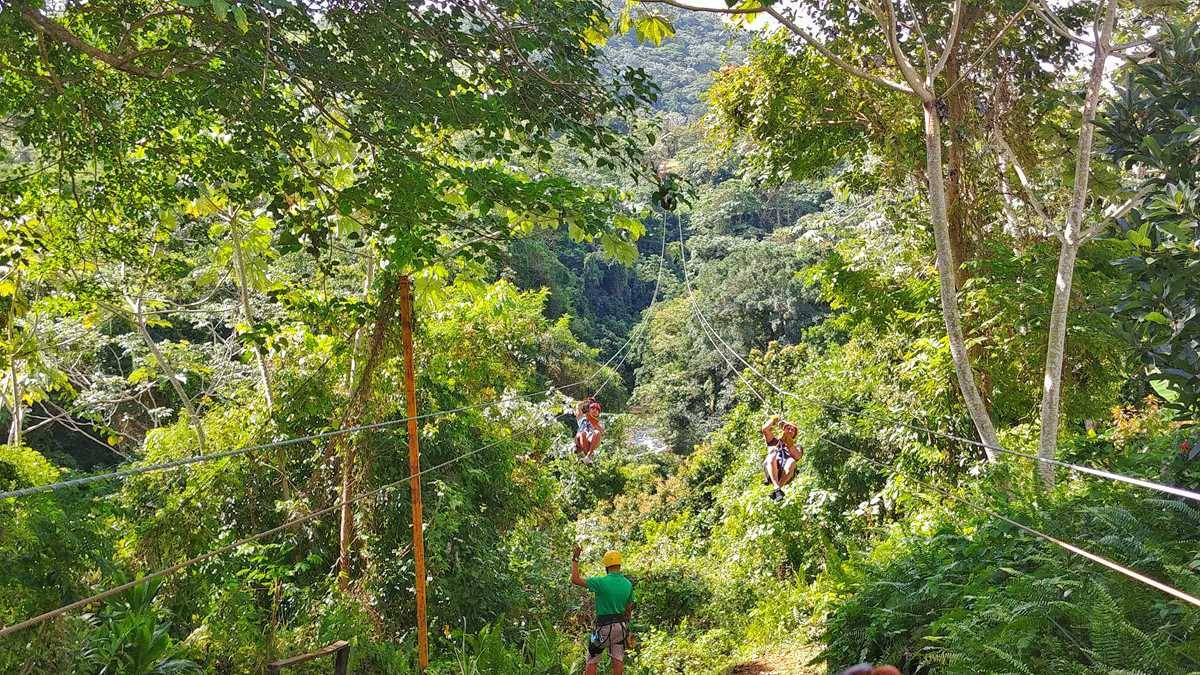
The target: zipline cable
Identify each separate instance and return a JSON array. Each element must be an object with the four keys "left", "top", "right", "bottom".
[
  {"left": 672, "top": 211, "right": 1200, "bottom": 610},
  {"left": 0, "top": 382, "right": 582, "bottom": 502},
  {"left": 674, "top": 212, "right": 772, "bottom": 410},
  {"left": 820, "top": 436, "right": 1200, "bottom": 610},
  {"left": 668, "top": 209, "right": 1200, "bottom": 504},
  {"left": 0, "top": 420, "right": 549, "bottom": 639},
  {"left": 800, "top": 397, "right": 1200, "bottom": 504},
  {"left": 592, "top": 220, "right": 669, "bottom": 399}
]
